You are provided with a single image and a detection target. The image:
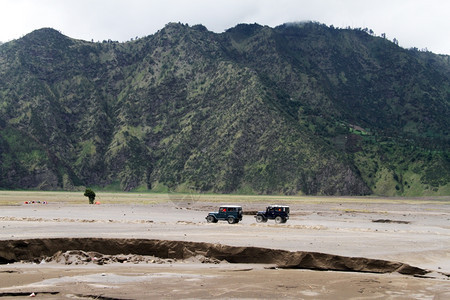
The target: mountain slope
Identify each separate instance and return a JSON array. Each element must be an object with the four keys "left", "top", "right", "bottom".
[{"left": 0, "top": 23, "right": 448, "bottom": 195}]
